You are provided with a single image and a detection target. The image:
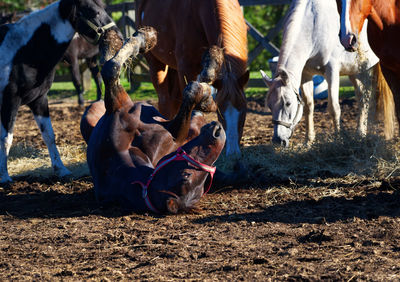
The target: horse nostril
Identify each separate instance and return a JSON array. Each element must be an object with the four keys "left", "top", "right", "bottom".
[
  {"left": 281, "top": 139, "right": 289, "bottom": 147},
  {"left": 350, "top": 34, "right": 357, "bottom": 47},
  {"left": 213, "top": 124, "right": 221, "bottom": 138}
]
